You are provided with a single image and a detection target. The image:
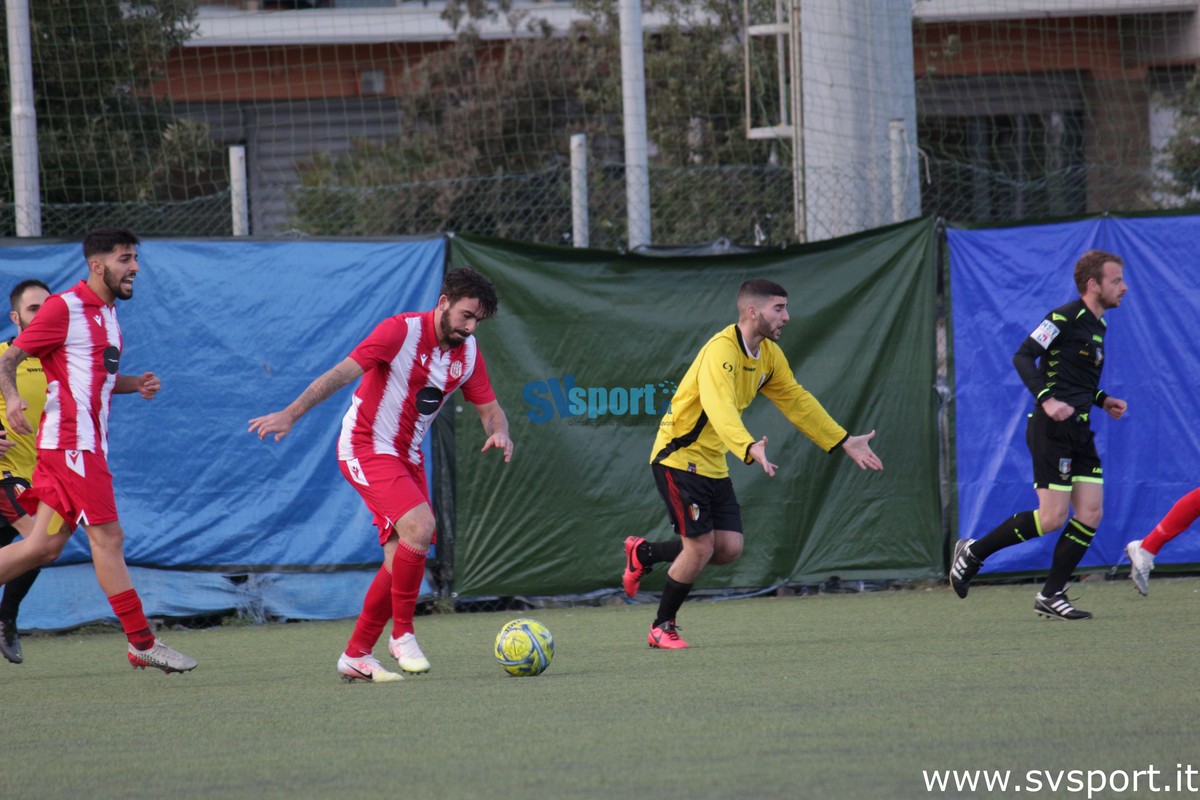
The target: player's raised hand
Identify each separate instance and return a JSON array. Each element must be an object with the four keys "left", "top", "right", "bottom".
[
  {"left": 748, "top": 436, "right": 778, "bottom": 476},
  {"left": 248, "top": 410, "right": 295, "bottom": 442},
  {"left": 481, "top": 432, "right": 514, "bottom": 463},
  {"left": 842, "top": 430, "right": 883, "bottom": 471}
]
